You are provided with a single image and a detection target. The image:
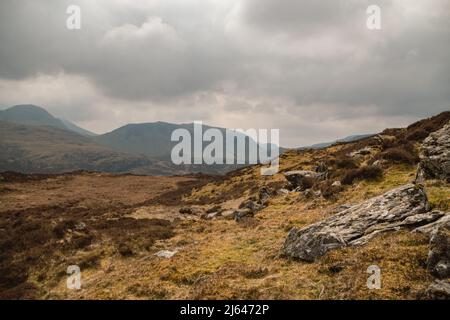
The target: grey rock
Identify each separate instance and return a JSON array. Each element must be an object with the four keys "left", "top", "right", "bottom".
[
  {"left": 239, "top": 199, "right": 262, "bottom": 212},
  {"left": 417, "top": 121, "right": 450, "bottom": 181},
  {"left": 349, "top": 146, "right": 373, "bottom": 158},
  {"left": 413, "top": 213, "right": 450, "bottom": 234},
  {"left": 203, "top": 212, "right": 220, "bottom": 220},
  {"left": 425, "top": 280, "right": 450, "bottom": 300},
  {"left": 372, "top": 159, "right": 388, "bottom": 167},
  {"left": 258, "top": 186, "right": 275, "bottom": 205},
  {"left": 282, "top": 184, "right": 430, "bottom": 261},
  {"left": 284, "top": 170, "right": 325, "bottom": 191},
  {"left": 154, "top": 250, "right": 178, "bottom": 259},
  {"left": 277, "top": 188, "right": 290, "bottom": 195},
  {"left": 75, "top": 222, "right": 87, "bottom": 231},
  {"left": 221, "top": 210, "right": 236, "bottom": 220},
  {"left": 234, "top": 208, "right": 254, "bottom": 222},
  {"left": 427, "top": 222, "right": 450, "bottom": 279},
  {"left": 331, "top": 181, "right": 342, "bottom": 187}
]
